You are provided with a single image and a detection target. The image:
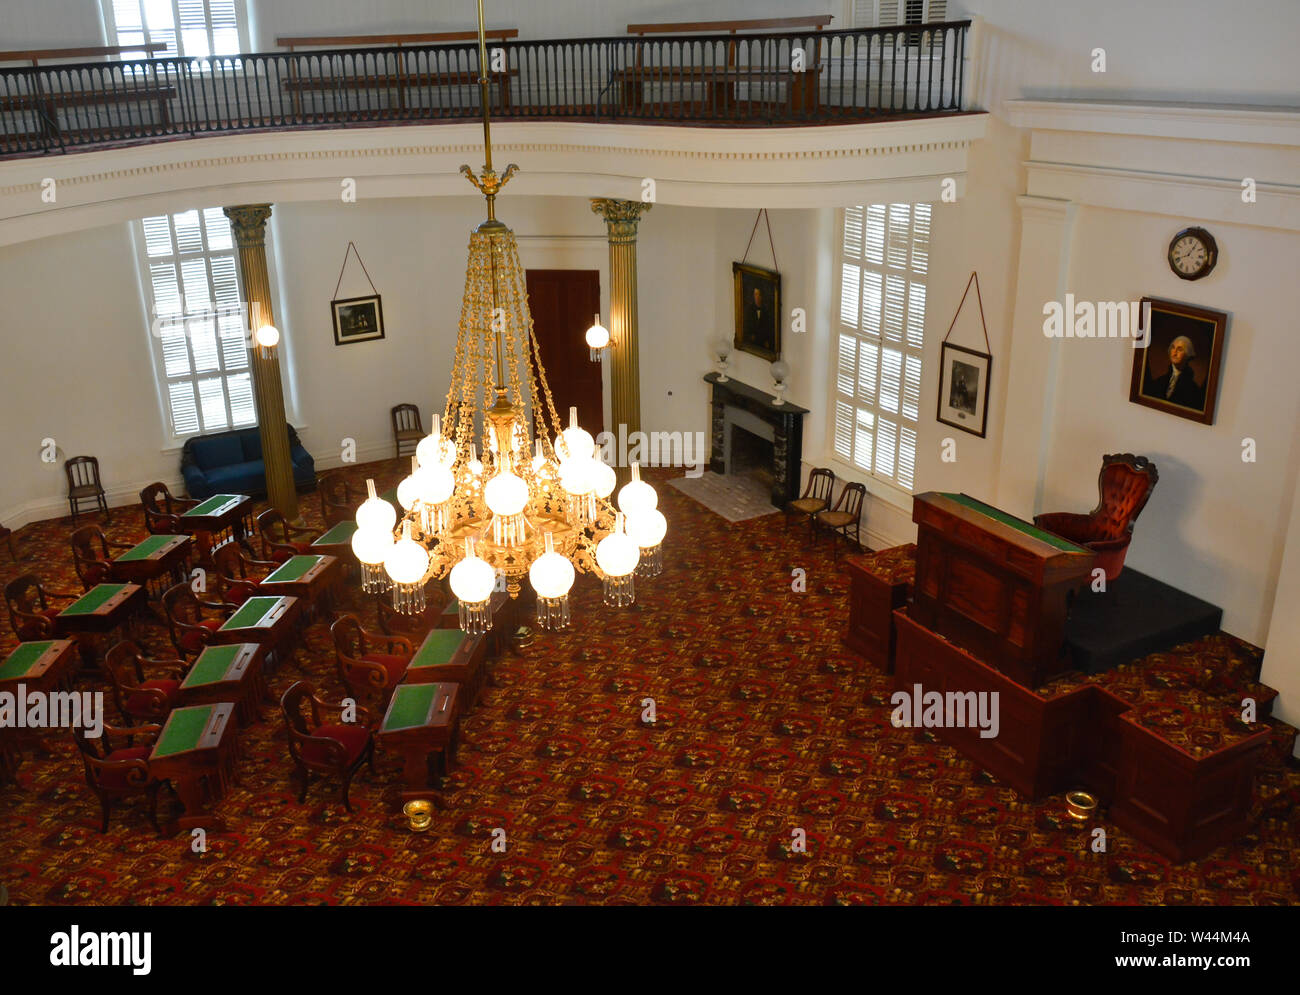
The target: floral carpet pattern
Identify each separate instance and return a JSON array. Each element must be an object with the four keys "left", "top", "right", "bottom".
[{"left": 1, "top": 460, "right": 1297, "bottom": 905}]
